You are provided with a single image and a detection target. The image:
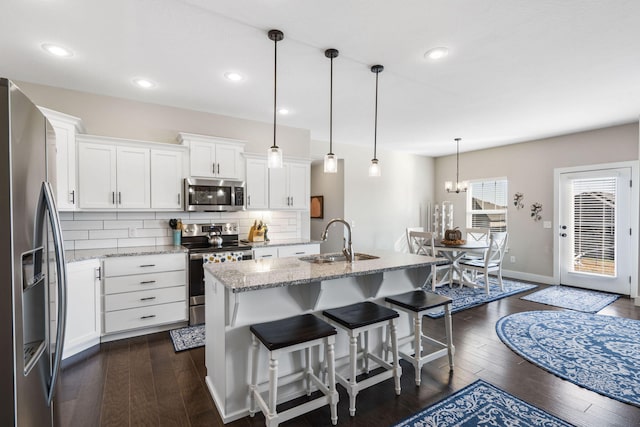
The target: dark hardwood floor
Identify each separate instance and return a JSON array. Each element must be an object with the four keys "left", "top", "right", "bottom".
[{"left": 56, "top": 284, "right": 640, "bottom": 427}]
